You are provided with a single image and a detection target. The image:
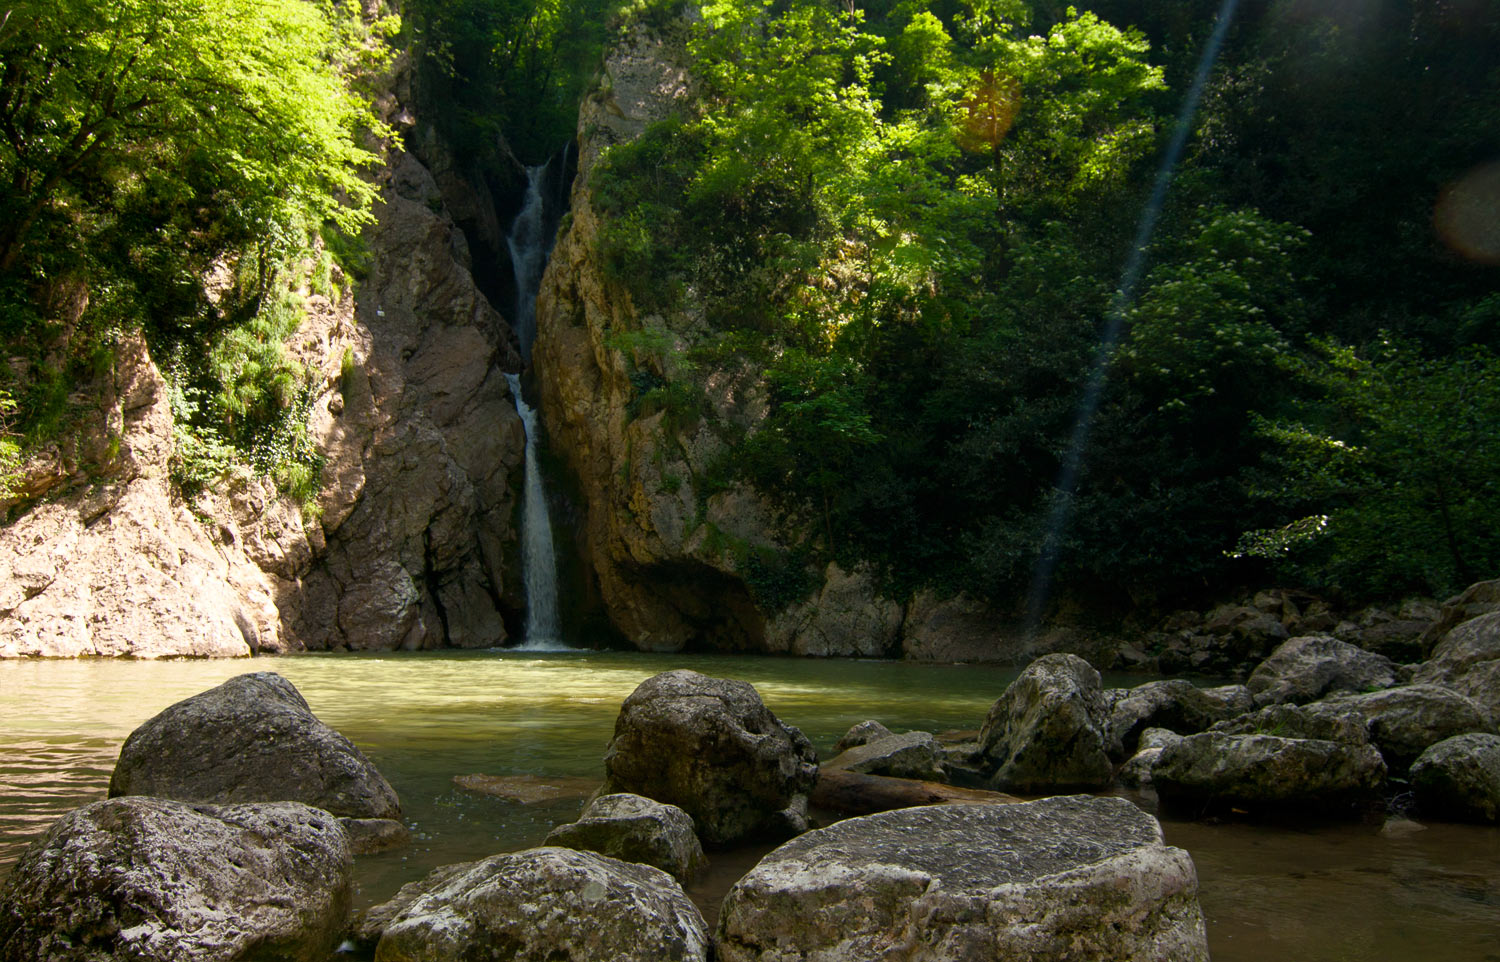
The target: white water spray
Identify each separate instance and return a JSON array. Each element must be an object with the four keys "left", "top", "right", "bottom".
[
  {"left": 505, "top": 373, "right": 565, "bottom": 649},
  {"left": 503, "top": 156, "right": 570, "bottom": 649}
]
